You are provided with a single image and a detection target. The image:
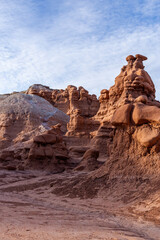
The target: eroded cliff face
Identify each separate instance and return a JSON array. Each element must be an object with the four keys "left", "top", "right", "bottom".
[
  {"left": 26, "top": 84, "right": 99, "bottom": 117},
  {"left": 26, "top": 84, "right": 100, "bottom": 137},
  {"left": 47, "top": 54, "right": 160, "bottom": 201},
  {"left": 1, "top": 54, "right": 160, "bottom": 197},
  {"left": 88, "top": 54, "right": 160, "bottom": 164},
  {"left": 1, "top": 54, "right": 160, "bottom": 230},
  {"left": 94, "top": 54, "right": 160, "bottom": 152},
  {"left": 66, "top": 54, "right": 160, "bottom": 139}
]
